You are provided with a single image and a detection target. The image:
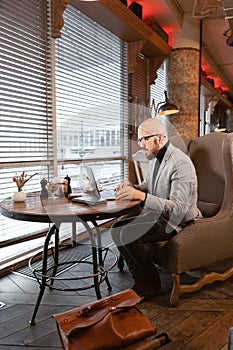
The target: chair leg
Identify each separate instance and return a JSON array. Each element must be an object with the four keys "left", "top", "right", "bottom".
[
  {"left": 170, "top": 273, "right": 180, "bottom": 307},
  {"left": 117, "top": 254, "right": 124, "bottom": 271},
  {"left": 170, "top": 267, "right": 233, "bottom": 307}
]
